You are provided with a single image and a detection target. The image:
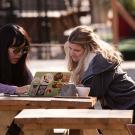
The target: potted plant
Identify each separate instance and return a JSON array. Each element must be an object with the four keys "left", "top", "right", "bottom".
[{"left": 119, "top": 0, "right": 135, "bottom": 14}]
